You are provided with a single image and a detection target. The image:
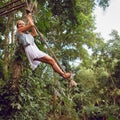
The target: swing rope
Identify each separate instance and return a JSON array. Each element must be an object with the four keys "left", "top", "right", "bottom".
[
  {"left": 25, "top": 0, "right": 77, "bottom": 87},
  {"left": 34, "top": 22, "right": 77, "bottom": 87}
]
